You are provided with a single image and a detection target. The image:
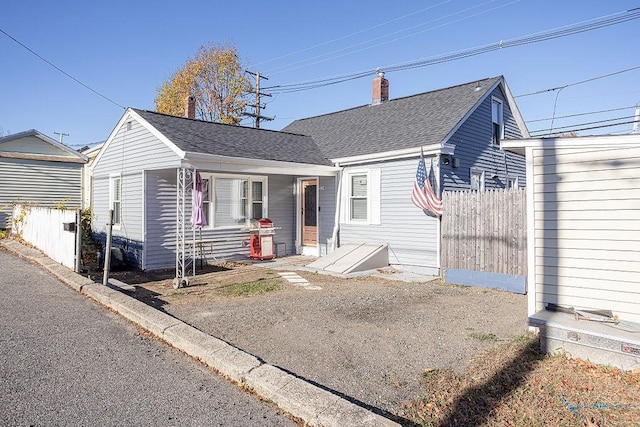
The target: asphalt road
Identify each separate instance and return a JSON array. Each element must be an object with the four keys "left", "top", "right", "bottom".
[{"left": 0, "top": 249, "right": 295, "bottom": 426}]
